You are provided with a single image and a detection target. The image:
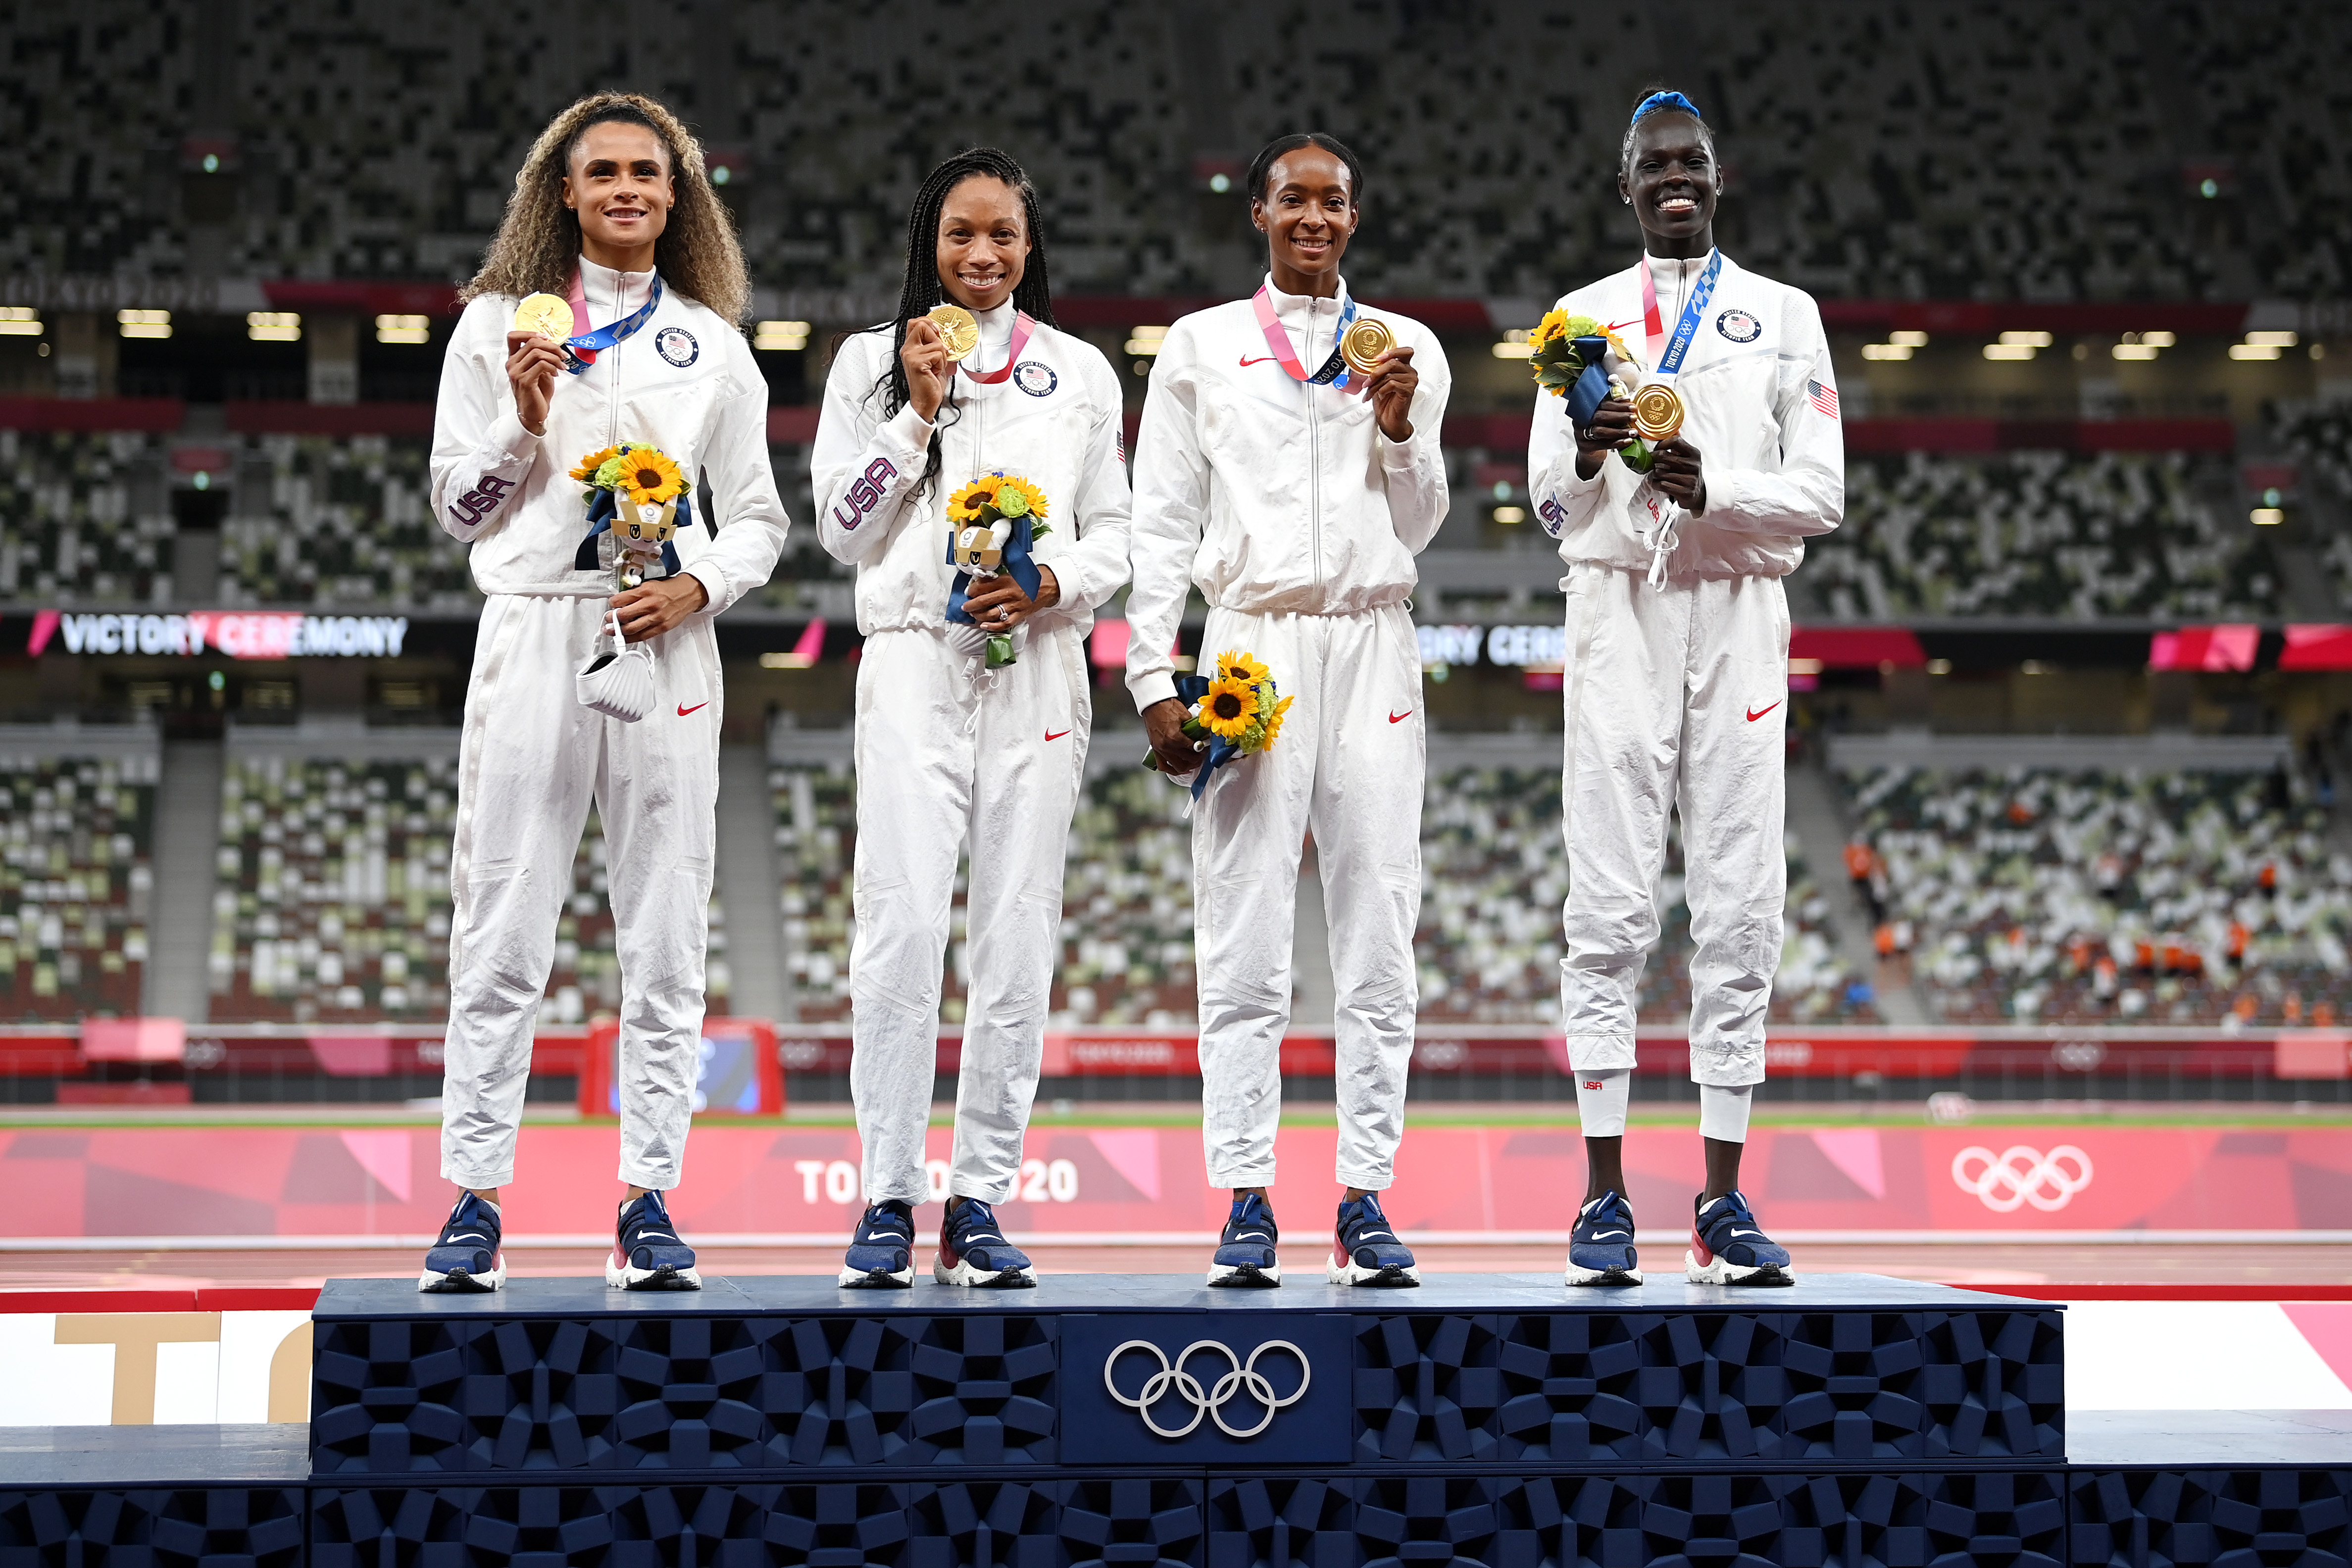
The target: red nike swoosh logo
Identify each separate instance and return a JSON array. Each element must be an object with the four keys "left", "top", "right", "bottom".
[
  {"left": 1746, "top": 700, "right": 1782, "bottom": 722},
  {"left": 677, "top": 702, "right": 707, "bottom": 717},
  {"left": 1044, "top": 729, "right": 1070, "bottom": 742},
  {"left": 1388, "top": 710, "right": 1410, "bottom": 724},
  {"left": 1239, "top": 355, "right": 1278, "bottom": 367}
]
